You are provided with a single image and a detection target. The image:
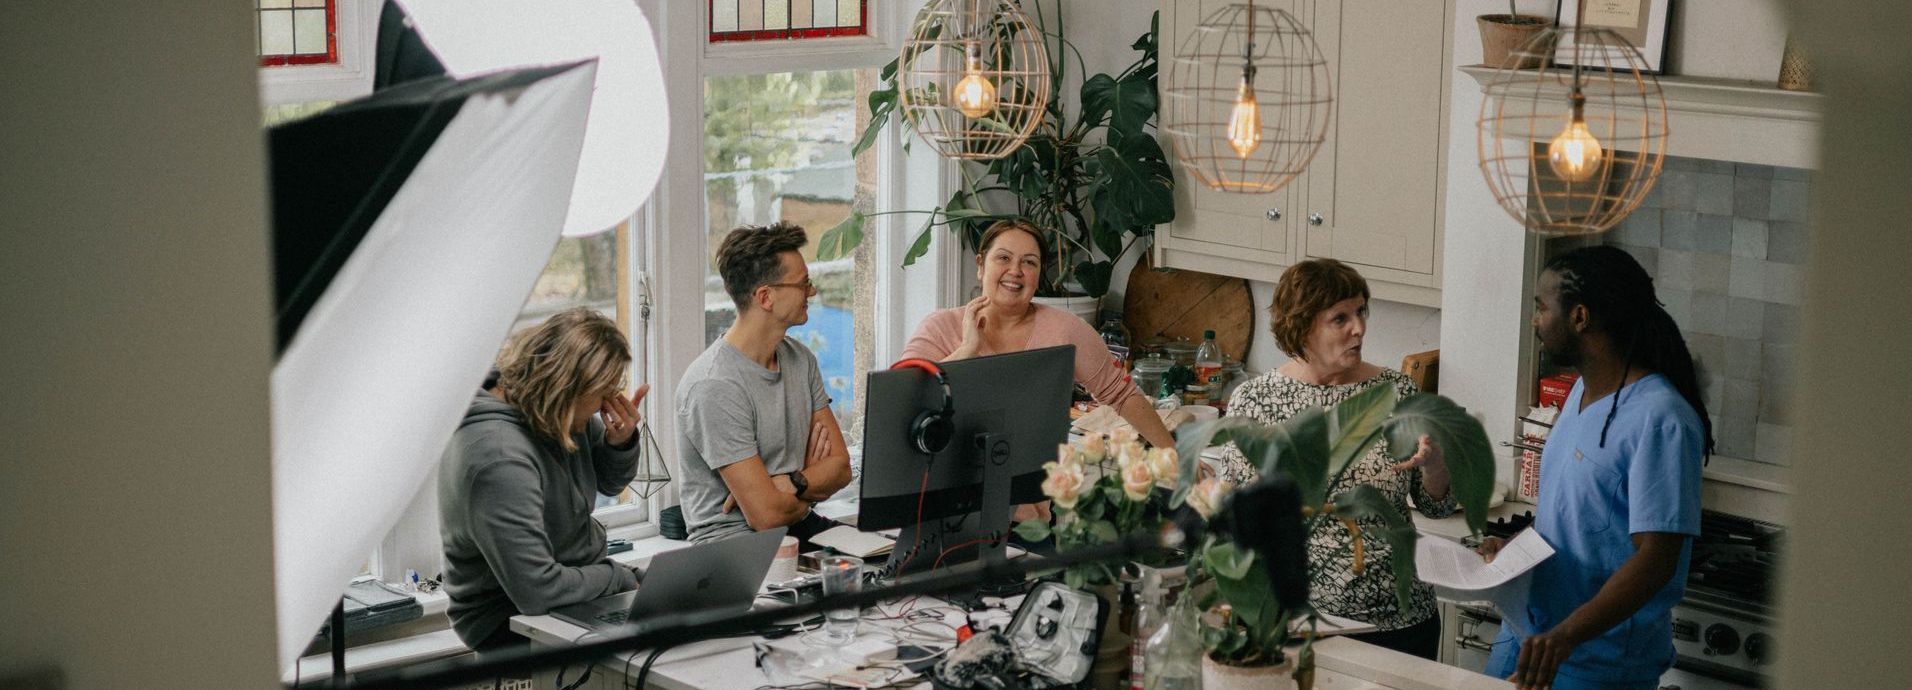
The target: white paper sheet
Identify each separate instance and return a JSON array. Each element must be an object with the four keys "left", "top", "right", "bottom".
[{"left": 1414, "top": 529, "right": 1554, "bottom": 638}]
